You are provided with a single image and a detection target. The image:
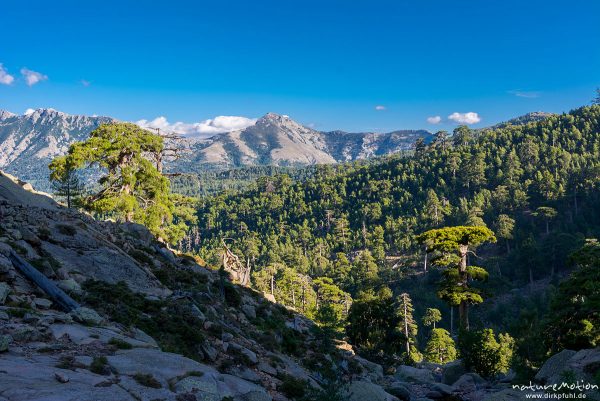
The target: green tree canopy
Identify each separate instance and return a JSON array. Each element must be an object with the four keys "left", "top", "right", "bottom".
[
  {"left": 49, "top": 122, "right": 196, "bottom": 243},
  {"left": 417, "top": 226, "right": 496, "bottom": 329},
  {"left": 424, "top": 328, "right": 456, "bottom": 364}
]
